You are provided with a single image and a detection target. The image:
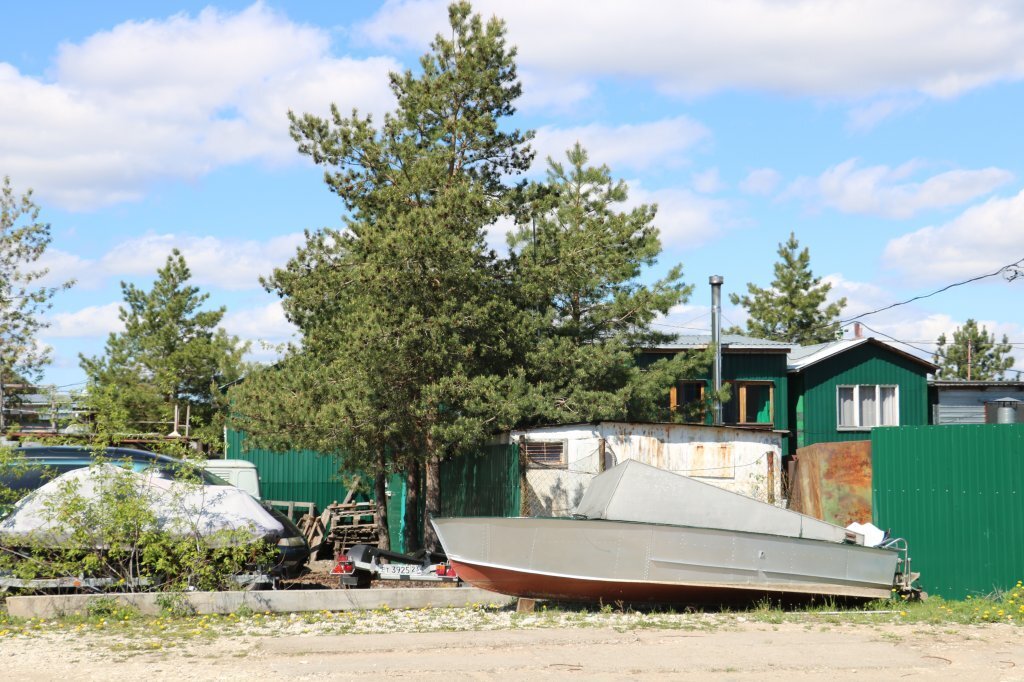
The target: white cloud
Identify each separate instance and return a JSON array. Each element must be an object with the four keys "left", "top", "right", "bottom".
[
  {"left": 739, "top": 168, "right": 782, "bottom": 196},
  {"left": 222, "top": 300, "right": 296, "bottom": 343},
  {"left": 45, "top": 303, "right": 124, "bottom": 339},
  {"left": 691, "top": 168, "right": 722, "bottom": 194},
  {"left": 0, "top": 4, "right": 398, "bottom": 210},
  {"left": 788, "top": 159, "right": 1013, "bottom": 219},
  {"left": 361, "top": 1, "right": 1024, "bottom": 100},
  {"left": 532, "top": 117, "right": 710, "bottom": 174},
  {"left": 41, "top": 232, "right": 305, "bottom": 292},
  {"left": 819, "top": 273, "right": 1022, "bottom": 369},
  {"left": 627, "top": 182, "right": 732, "bottom": 249},
  {"left": 846, "top": 97, "right": 924, "bottom": 132},
  {"left": 883, "top": 188, "right": 1024, "bottom": 281}
]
